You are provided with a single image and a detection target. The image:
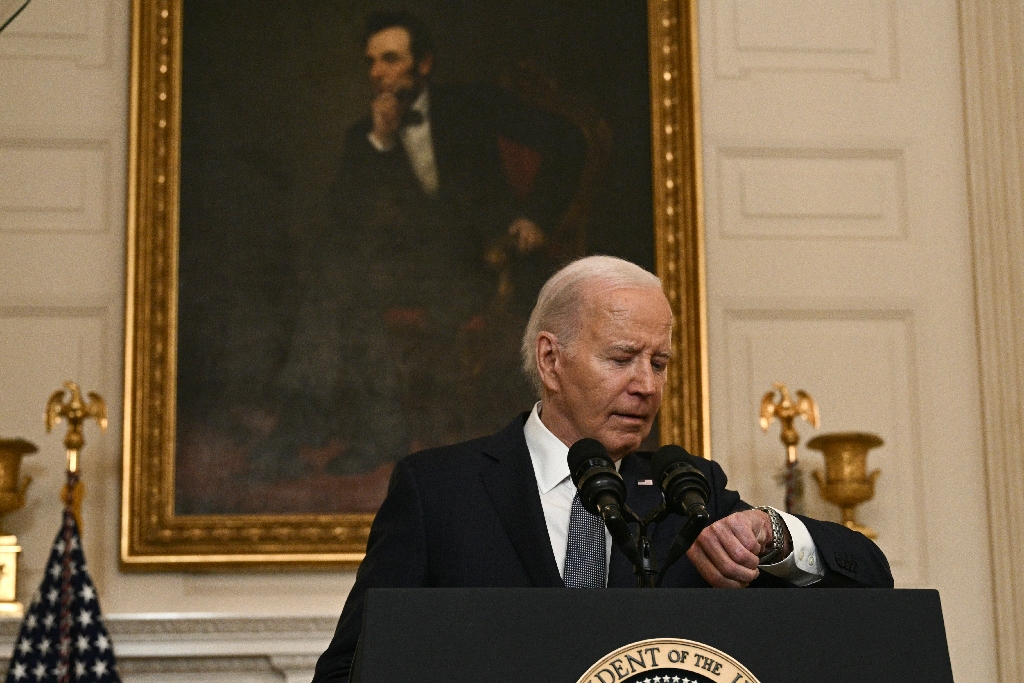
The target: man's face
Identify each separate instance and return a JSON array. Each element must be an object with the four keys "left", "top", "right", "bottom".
[
  {"left": 365, "top": 26, "right": 430, "bottom": 97},
  {"left": 540, "top": 285, "right": 673, "bottom": 460}
]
